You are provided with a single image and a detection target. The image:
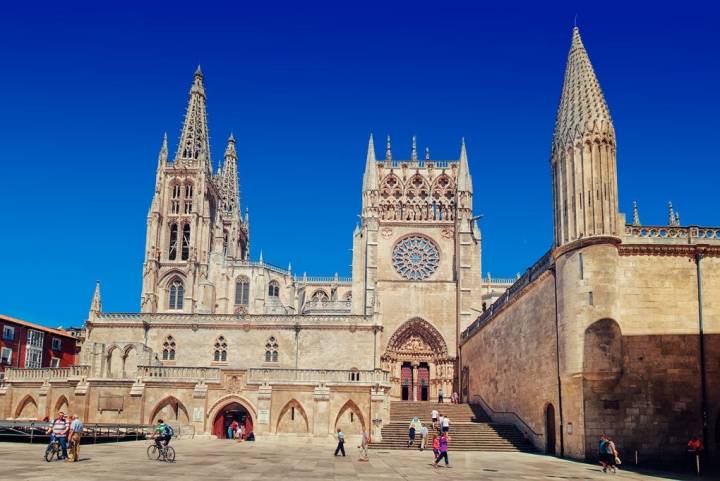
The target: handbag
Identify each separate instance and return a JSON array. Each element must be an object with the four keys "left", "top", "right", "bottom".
[{"left": 614, "top": 456, "right": 622, "bottom": 465}]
